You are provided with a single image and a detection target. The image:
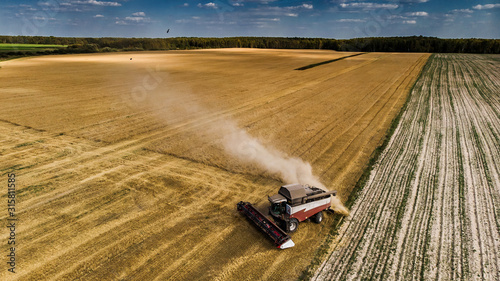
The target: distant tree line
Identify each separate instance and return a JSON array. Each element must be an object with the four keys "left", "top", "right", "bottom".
[{"left": 1, "top": 35, "right": 499, "bottom": 58}]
